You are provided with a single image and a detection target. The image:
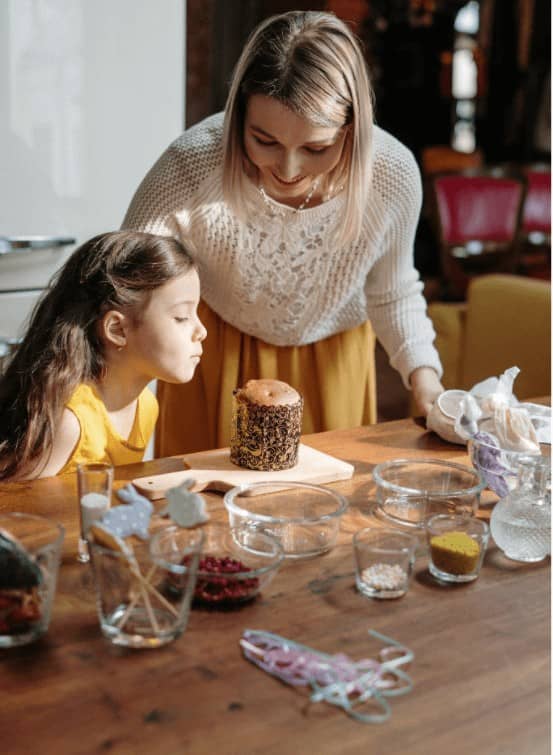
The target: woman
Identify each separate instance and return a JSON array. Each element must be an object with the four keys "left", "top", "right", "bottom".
[{"left": 123, "top": 10, "right": 443, "bottom": 457}]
